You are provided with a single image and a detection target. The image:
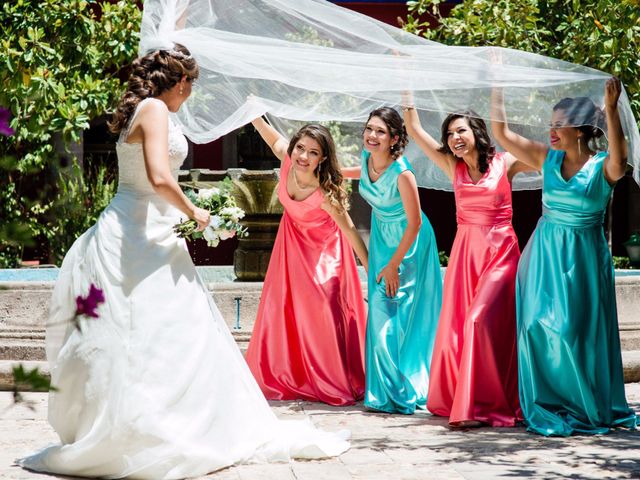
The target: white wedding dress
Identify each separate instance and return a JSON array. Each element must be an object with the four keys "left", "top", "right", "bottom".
[{"left": 18, "top": 98, "right": 349, "bottom": 479}]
